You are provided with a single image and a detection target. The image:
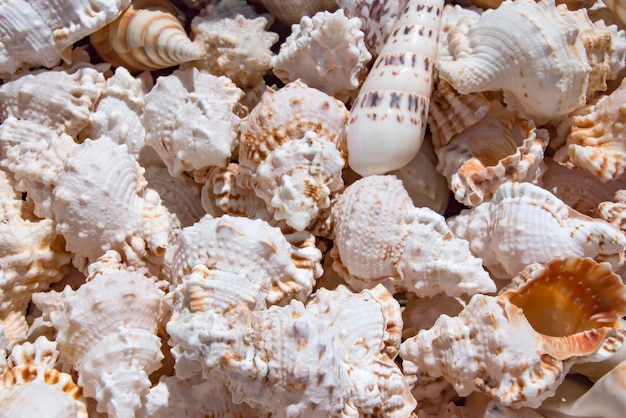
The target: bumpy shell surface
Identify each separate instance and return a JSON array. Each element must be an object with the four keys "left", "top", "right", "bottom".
[
  {"left": 53, "top": 137, "right": 179, "bottom": 272},
  {"left": 142, "top": 68, "right": 243, "bottom": 178},
  {"left": 90, "top": 0, "right": 203, "bottom": 72},
  {"left": 167, "top": 283, "right": 416, "bottom": 417},
  {"left": 33, "top": 268, "right": 167, "bottom": 418},
  {"left": 448, "top": 182, "right": 626, "bottom": 278},
  {"left": 330, "top": 175, "right": 495, "bottom": 298},
  {"left": 435, "top": 101, "right": 549, "bottom": 207},
  {"left": 438, "top": 0, "right": 591, "bottom": 123},
  {"left": 272, "top": 9, "right": 372, "bottom": 102},
  {"left": 0, "top": 0, "right": 130, "bottom": 77},
  {"left": 185, "top": 4, "right": 278, "bottom": 88},
  {"left": 0, "top": 337, "right": 87, "bottom": 417},
  {"left": 400, "top": 257, "right": 626, "bottom": 408},
  {"left": 257, "top": 0, "right": 338, "bottom": 25},
  {"left": 168, "top": 214, "right": 321, "bottom": 305}
]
